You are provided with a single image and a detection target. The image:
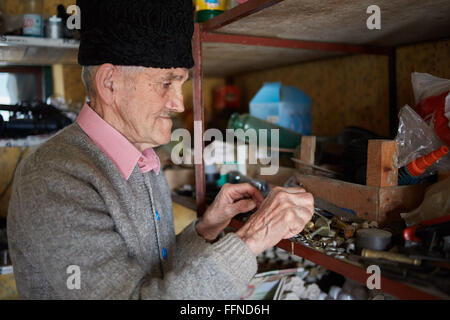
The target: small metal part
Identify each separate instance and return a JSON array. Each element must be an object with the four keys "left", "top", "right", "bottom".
[
  {"left": 331, "top": 216, "right": 356, "bottom": 239},
  {"left": 356, "top": 228, "right": 392, "bottom": 251},
  {"left": 304, "top": 221, "right": 315, "bottom": 233},
  {"left": 360, "top": 222, "right": 370, "bottom": 229},
  {"left": 369, "top": 221, "right": 379, "bottom": 228},
  {"left": 361, "top": 249, "right": 421, "bottom": 266},
  {"left": 346, "top": 243, "right": 356, "bottom": 254}
]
